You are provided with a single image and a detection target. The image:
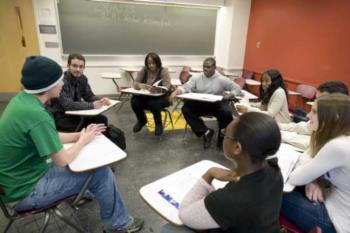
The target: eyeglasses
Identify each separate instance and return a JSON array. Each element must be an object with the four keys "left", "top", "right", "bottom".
[
  {"left": 70, "top": 64, "right": 85, "bottom": 69},
  {"left": 224, "top": 134, "right": 235, "bottom": 141}
]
